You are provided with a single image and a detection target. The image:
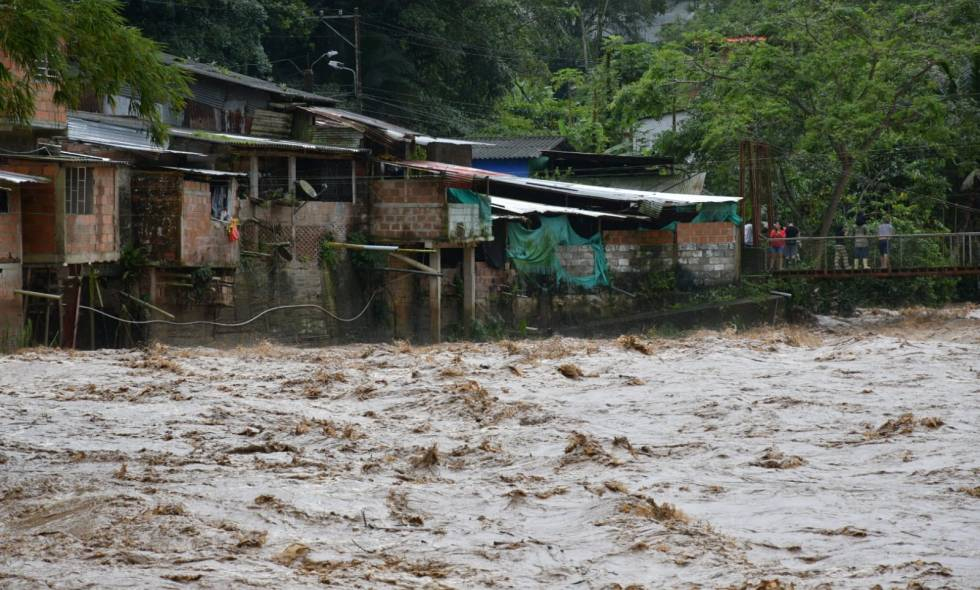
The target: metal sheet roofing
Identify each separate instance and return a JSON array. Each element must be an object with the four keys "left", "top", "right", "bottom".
[
  {"left": 492, "top": 176, "right": 739, "bottom": 206},
  {"left": 160, "top": 167, "right": 247, "bottom": 178},
  {"left": 390, "top": 159, "right": 738, "bottom": 207},
  {"left": 490, "top": 196, "right": 638, "bottom": 219},
  {"left": 162, "top": 54, "right": 335, "bottom": 106},
  {"left": 469, "top": 136, "right": 569, "bottom": 160},
  {"left": 0, "top": 170, "right": 50, "bottom": 184},
  {"left": 389, "top": 160, "right": 507, "bottom": 177},
  {"left": 169, "top": 128, "right": 364, "bottom": 154},
  {"left": 303, "top": 107, "right": 490, "bottom": 146},
  {"left": 68, "top": 113, "right": 206, "bottom": 156}
]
